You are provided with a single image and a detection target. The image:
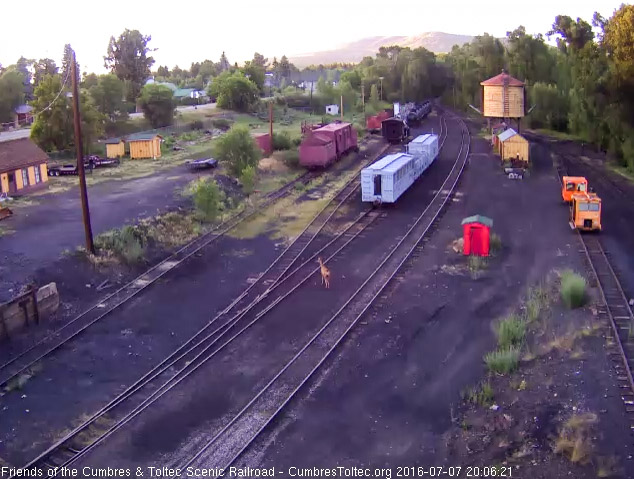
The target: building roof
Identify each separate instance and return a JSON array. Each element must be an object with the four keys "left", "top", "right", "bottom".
[
  {"left": 461, "top": 215, "right": 494, "bottom": 227},
  {"left": 497, "top": 128, "right": 518, "bottom": 142},
  {"left": 364, "top": 153, "right": 414, "bottom": 173},
  {"left": 302, "top": 133, "right": 332, "bottom": 146},
  {"left": 0, "top": 138, "right": 49, "bottom": 174},
  {"left": 314, "top": 122, "right": 351, "bottom": 133},
  {"left": 127, "top": 132, "right": 162, "bottom": 142},
  {"left": 481, "top": 72, "right": 524, "bottom": 87},
  {"left": 104, "top": 138, "right": 123, "bottom": 144},
  {"left": 173, "top": 88, "right": 195, "bottom": 98},
  {"left": 14, "top": 105, "right": 33, "bottom": 115}
]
